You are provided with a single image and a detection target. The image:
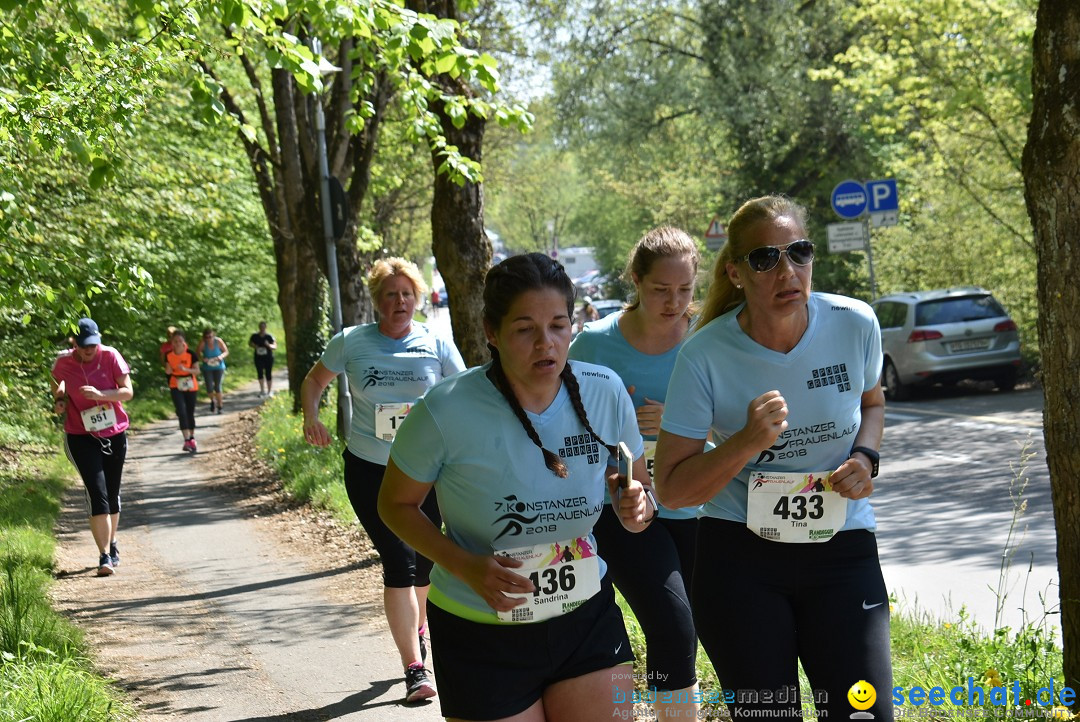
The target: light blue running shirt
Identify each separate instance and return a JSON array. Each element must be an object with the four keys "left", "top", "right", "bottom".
[
  {"left": 661, "top": 292, "right": 883, "bottom": 532},
  {"left": 320, "top": 322, "right": 465, "bottom": 464},
  {"left": 390, "top": 360, "right": 644, "bottom": 623},
  {"left": 568, "top": 310, "right": 699, "bottom": 521}
]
